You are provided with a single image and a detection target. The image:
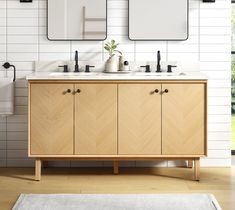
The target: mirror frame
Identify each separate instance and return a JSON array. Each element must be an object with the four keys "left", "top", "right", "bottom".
[
  {"left": 128, "top": 0, "right": 189, "bottom": 41},
  {"left": 47, "top": 0, "right": 108, "bottom": 41}
]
